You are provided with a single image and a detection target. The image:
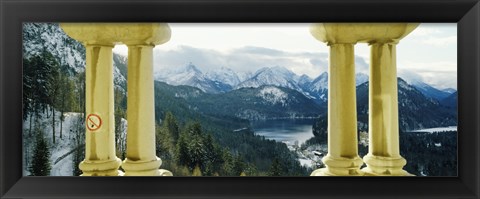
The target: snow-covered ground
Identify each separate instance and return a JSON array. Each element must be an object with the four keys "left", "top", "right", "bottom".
[
  {"left": 298, "top": 158, "right": 314, "bottom": 168},
  {"left": 410, "top": 126, "right": 457, "bottom": 133},
  {"left": 23, "top": 109, "right": 84, "bottom": 176},
  {"left": 24, "top": 108, "right": 128, "bottom": 176}
]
